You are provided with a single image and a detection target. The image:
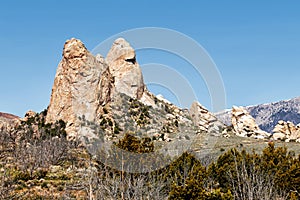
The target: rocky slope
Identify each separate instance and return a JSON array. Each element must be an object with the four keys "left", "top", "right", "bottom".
[{"left": 216, "top": 97, "right": 300, "bottom": 133}]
